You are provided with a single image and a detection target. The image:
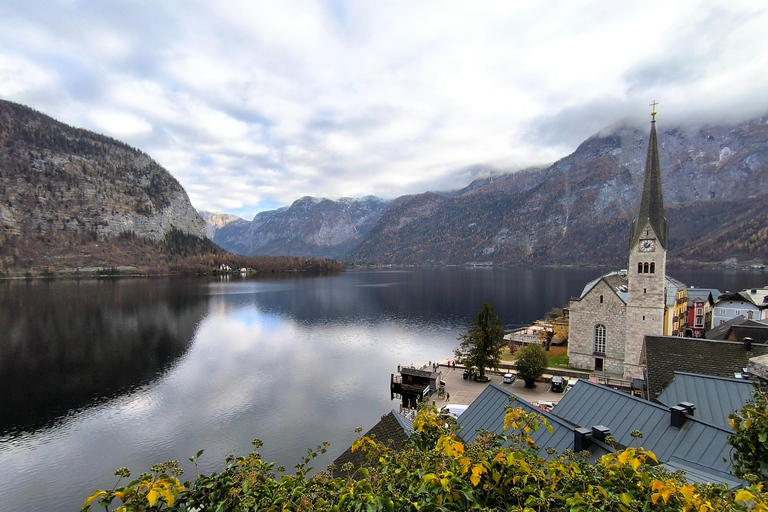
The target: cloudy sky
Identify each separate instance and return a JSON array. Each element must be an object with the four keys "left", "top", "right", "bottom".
[{"left": 1, "top": 1, "right": 767, "bottom": 219}]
